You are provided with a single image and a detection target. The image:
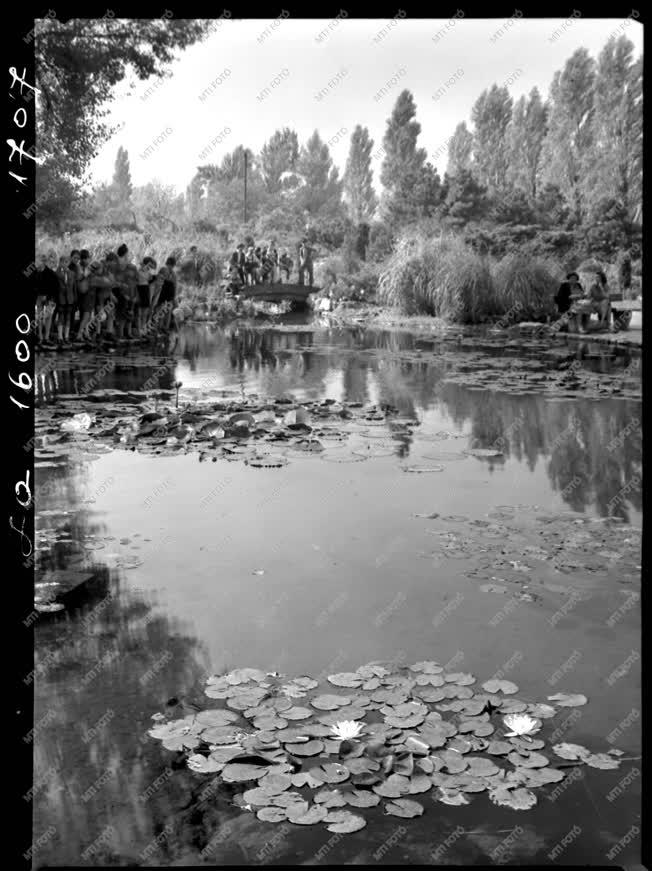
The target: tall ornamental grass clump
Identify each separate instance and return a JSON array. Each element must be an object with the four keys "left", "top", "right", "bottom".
[
  {"left": 492, "top": 254, "right": 559, "bottom": 321},
  {"left": 378, "top": 234, "right": 496, "bottom": 322}
]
